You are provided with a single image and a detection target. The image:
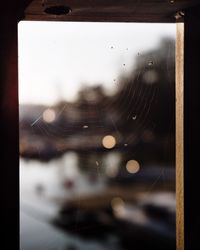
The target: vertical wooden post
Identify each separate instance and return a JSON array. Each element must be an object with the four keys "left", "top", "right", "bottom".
[{"left": 176, "top": 22, "right": 184, "bottom": 250}]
